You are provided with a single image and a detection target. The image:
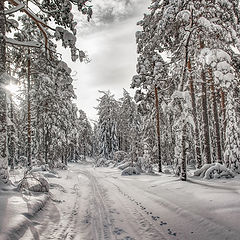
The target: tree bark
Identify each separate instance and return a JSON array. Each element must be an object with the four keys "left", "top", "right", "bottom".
[
  {"left": 27, "top": 48, "right": 32, "bottom": 168},
  {"left": 188, "top": 59, "right": 202, "bottom": 168},
  {"left": 6, "top": 61, "right": 15, "bottom": 170},
  {"left": 201, "top": 70, "right": 212, "bottom": 164},
  {"left": 8, "top": 93, "right": 15, "bottom": 170},
  {"left": 154, "top": 85, "right": 162, "bottom": 172},
  {"left": 181, "top": 125, "right": 187, "bottom": 181},
  {"left": 199, "top": 37, "right": 211, "bottom": 164},
  {"left": 208, "top": 68, "right": 222, "bottom": 163},
  {"left": 0, "top": 0, "right": 9, "bottom": 183},
  {"left": 220, "top": 88, "right": 226, "bottom": 152}
]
